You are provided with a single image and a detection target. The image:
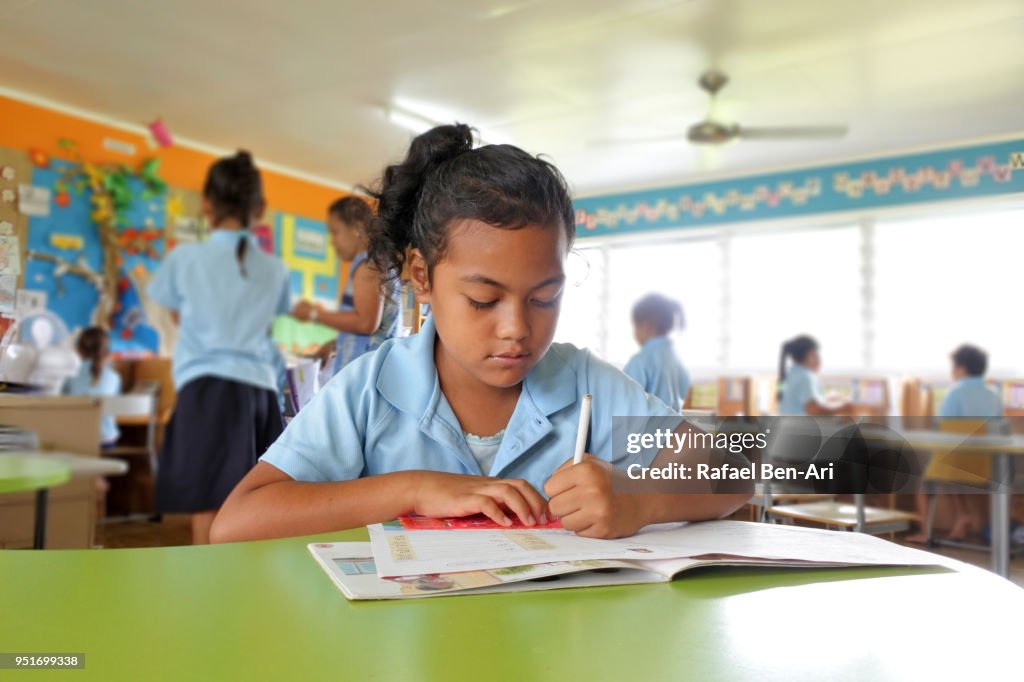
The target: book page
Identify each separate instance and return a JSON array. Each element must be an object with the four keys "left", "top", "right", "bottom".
[
  {"left": 634, "top": 521, "right": 939, "bottom": 567},
  {"left": 367, "top": 524, "right": 693, "bottom": 578},
  {"left": 308, "top": 542, "right": 662, "bottom": 600}
]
